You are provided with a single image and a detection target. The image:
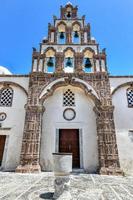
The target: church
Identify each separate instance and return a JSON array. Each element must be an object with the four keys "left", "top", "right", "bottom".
[{"left": 0, "top": 3, "right": 133, "bottom": 175}]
